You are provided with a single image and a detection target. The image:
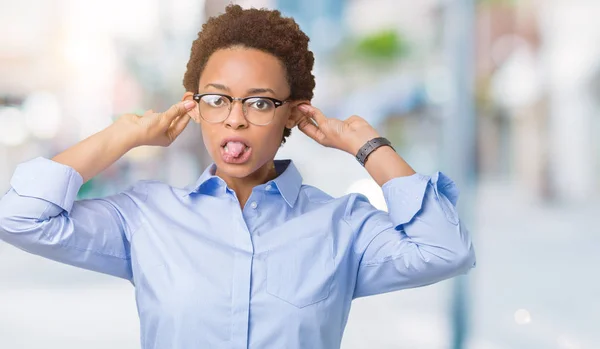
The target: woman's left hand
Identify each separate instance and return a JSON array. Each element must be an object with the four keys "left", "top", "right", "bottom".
[{"left": 293, "top": 104, "right": 381, "bottom": 155}]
